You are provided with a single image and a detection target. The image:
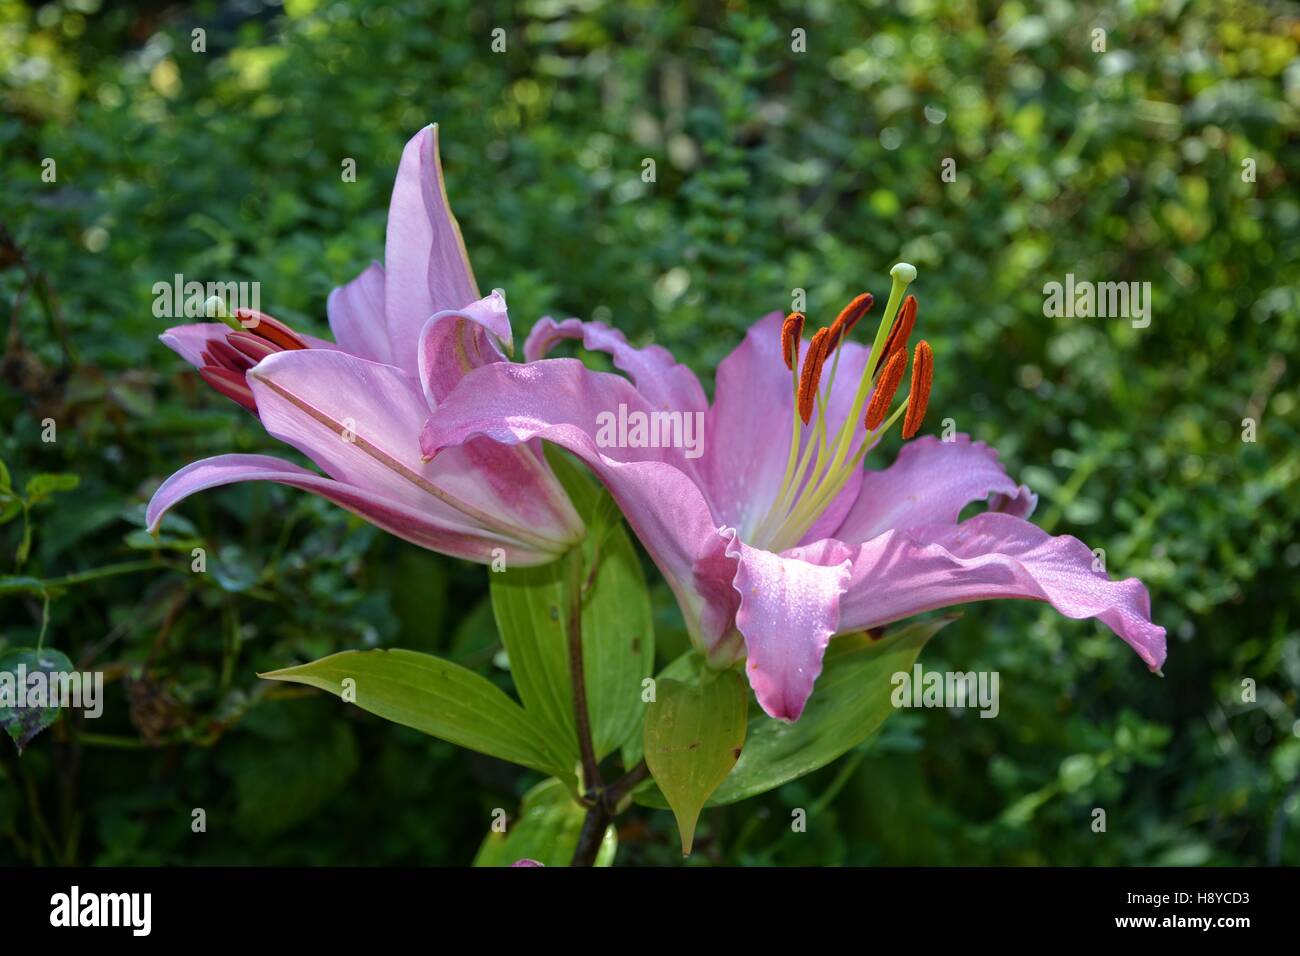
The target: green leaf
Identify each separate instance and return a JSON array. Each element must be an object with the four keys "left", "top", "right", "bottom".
[
  {"left": 576, "top": 509, "right": 655, "bottom": 757},
  {"left": 637, "top": 616, "right": 956, "bottom": 808},
  {"left": 490, "top": 449, "right": 654, "bottom": 768},
  {"left": 489, "top": 559, "right": 580, "bottom": 770},
  {"left": 0, "top": 457, "right": 11, "bottom": 492},
  {"left": 222, "top": 718, "right": 360, "bottom": 840},
  {"left": 259, "top": 648, "right": 564, "bottom": 777},
  {"left": 473, "top": 778, "right": 616, "bottom": 867},
  {"left": 23, "top": 472, "right": 79, "bottom": 505},
  {"left": 643, "top": 669, "right": 748, "bottom": 855},
  {"left": 547, "top": 449, "right": 655, "bottom": 756},
  {"left": 621, "top": 650, "right": 699, "bottom": 769},
  {"left": 0, "top": 647, "right": 75, "bottom": 753}
]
